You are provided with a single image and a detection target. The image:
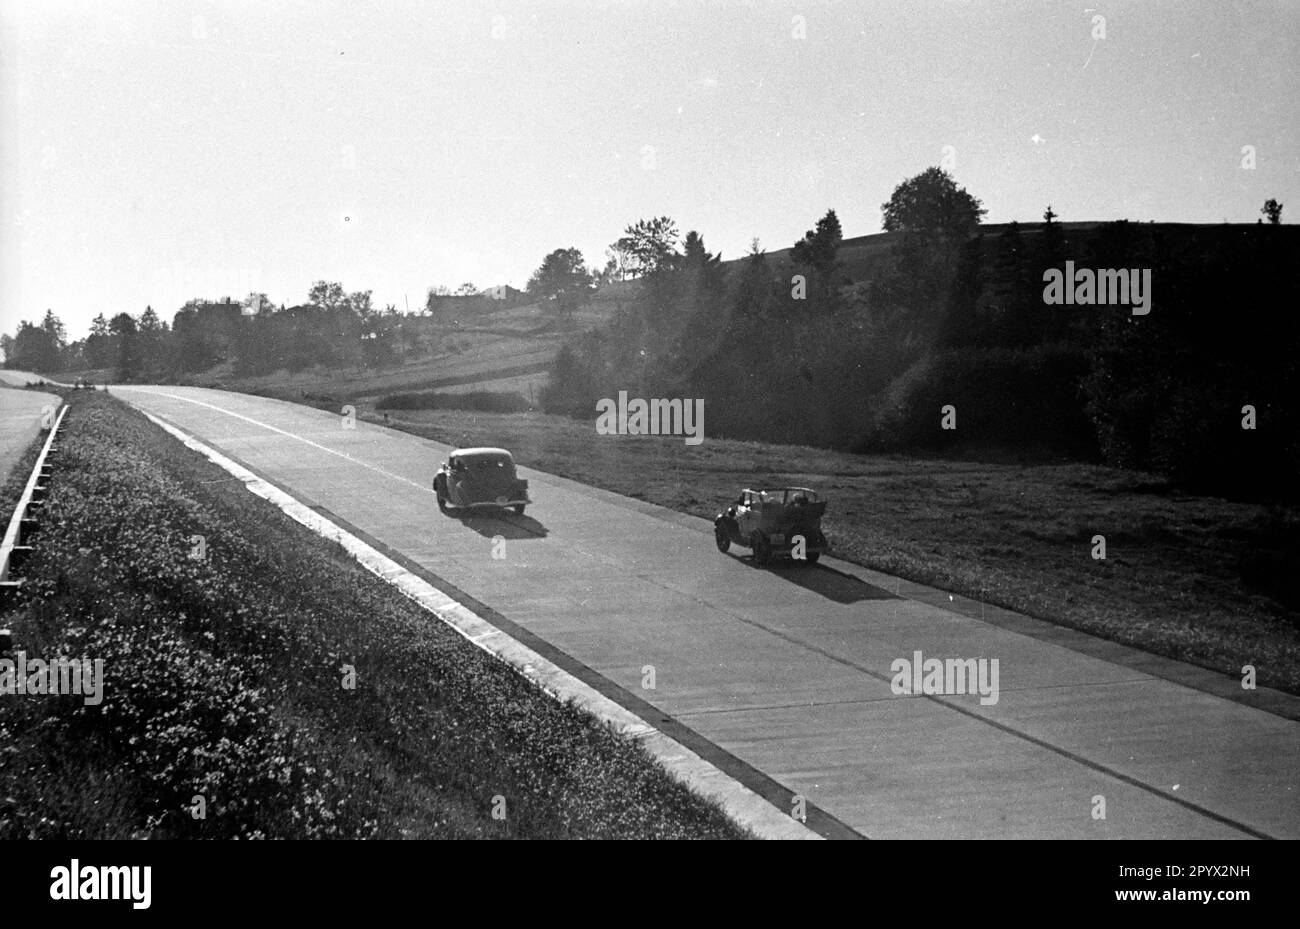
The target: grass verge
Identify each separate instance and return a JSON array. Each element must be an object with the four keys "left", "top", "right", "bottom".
[{"left": 0, "top": 391, "right": 749, "bottom": 839}]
